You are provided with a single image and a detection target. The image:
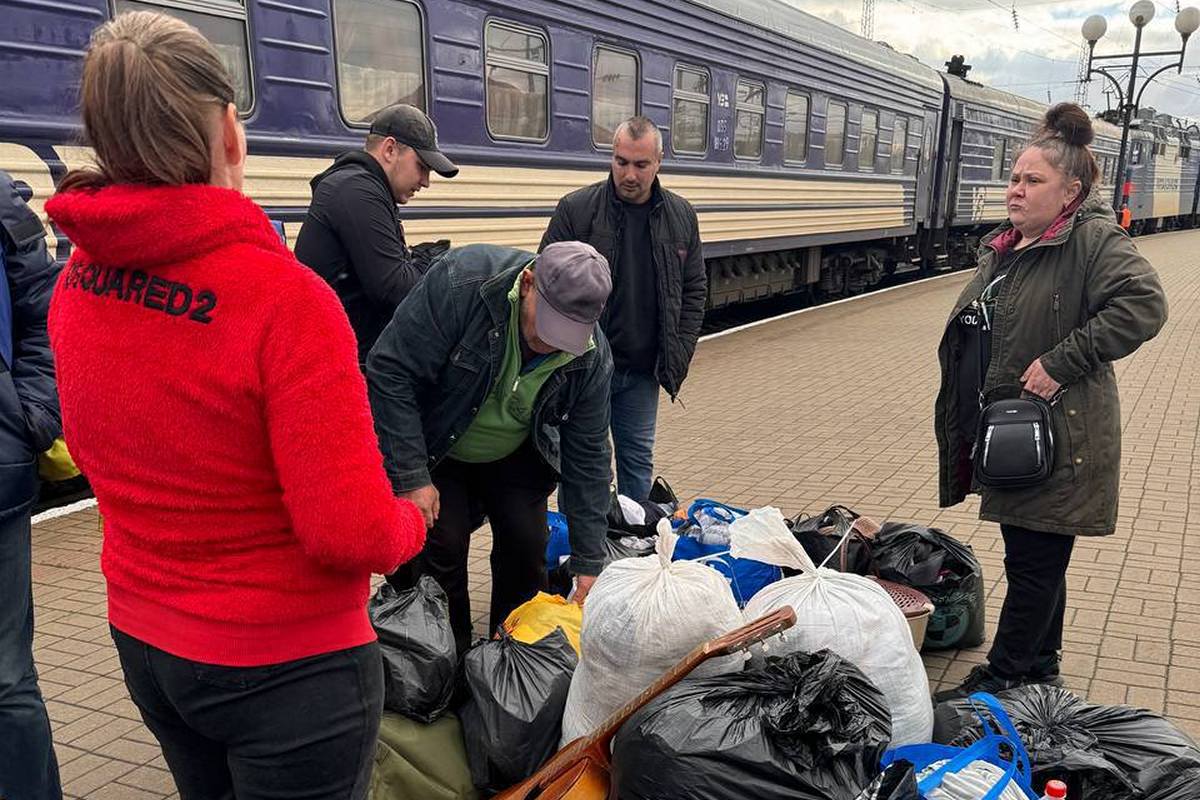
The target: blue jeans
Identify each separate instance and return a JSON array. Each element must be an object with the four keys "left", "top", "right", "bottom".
[
  {"left": 610, "top": 369, "right": 660, "bottom": 502},
  {"left": 0, "top": 465, "right": 62, "bottom": 800}
]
